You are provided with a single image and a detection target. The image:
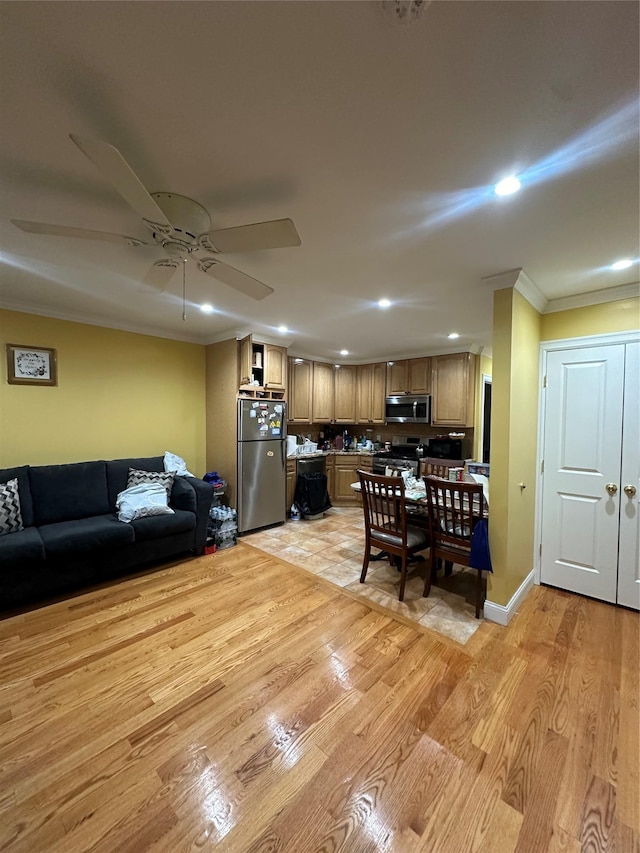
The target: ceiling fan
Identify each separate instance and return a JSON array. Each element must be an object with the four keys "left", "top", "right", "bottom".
[{"left": 11, "top": 134, "right": 301, "bottom": 300}]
